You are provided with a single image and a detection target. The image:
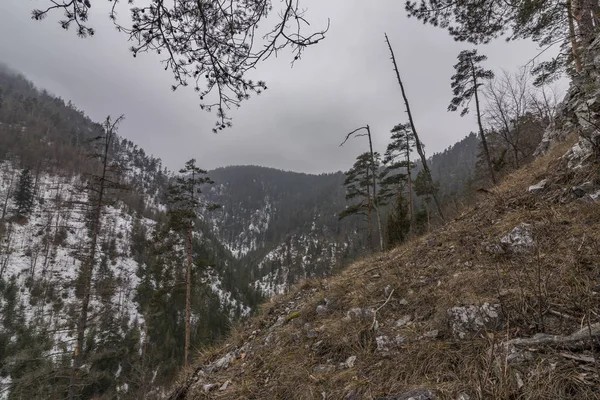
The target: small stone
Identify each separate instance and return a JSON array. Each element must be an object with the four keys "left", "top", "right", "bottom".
[
  {"left": 422, "top": 330, "right": 439, "bottom": 339},
  {"left": 376, "top": 336, "right": 391, "bottom": 352},
  {"left": 500, "top": 223, "right": 534, "bottom": 254},
  {"left": 394, "top": 335, "right": 406, "bottom": 346},
  {"left": 377, "top": 388, "right": 436, "bottom": 400},
  {"left": 203, "top": 383, "right": 217, "bottom": 393},
  {"left": 219, "top": 380, "right": 231, "bottom": 391},
  {"left": 399, "top": 298, "right": 409, "bottom": 306},
  {"left": 385, "top": 285, "right": 393, "bottom": 297},
  {"left": 271, "top": 316, "right": 285, "bottom": 330},
  {"left": 345, "top": 355, "right": 357, "bottom": 368},
  {"left": 447, "top": 303, "right": 502, "bottom": 339},
  {"left": 528, "top": 179, "right": 548, "bottom": 193},
  {"left": 316, "top": 305, "right": 329, "bottom": 315},
  {"left": 346, "top": 391, "right": 358, "bottom": 400},
  {"left": 394, "top": 315, "right": 412, "bottom": 327},
  {"left": 457, "top": 394, "right": 470, "bottom": 400},
  {"left": 515, "top": 372, "right": 524, "bottom": 389},
  {"left": 572, "top": 186, "right": 587, "bottom": 198},
  {"left": 313, "top": 364, "right": 335, "bottom": 374},
  {"left": 307, "top": 329, "right": 317, "bottom": 339}
]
